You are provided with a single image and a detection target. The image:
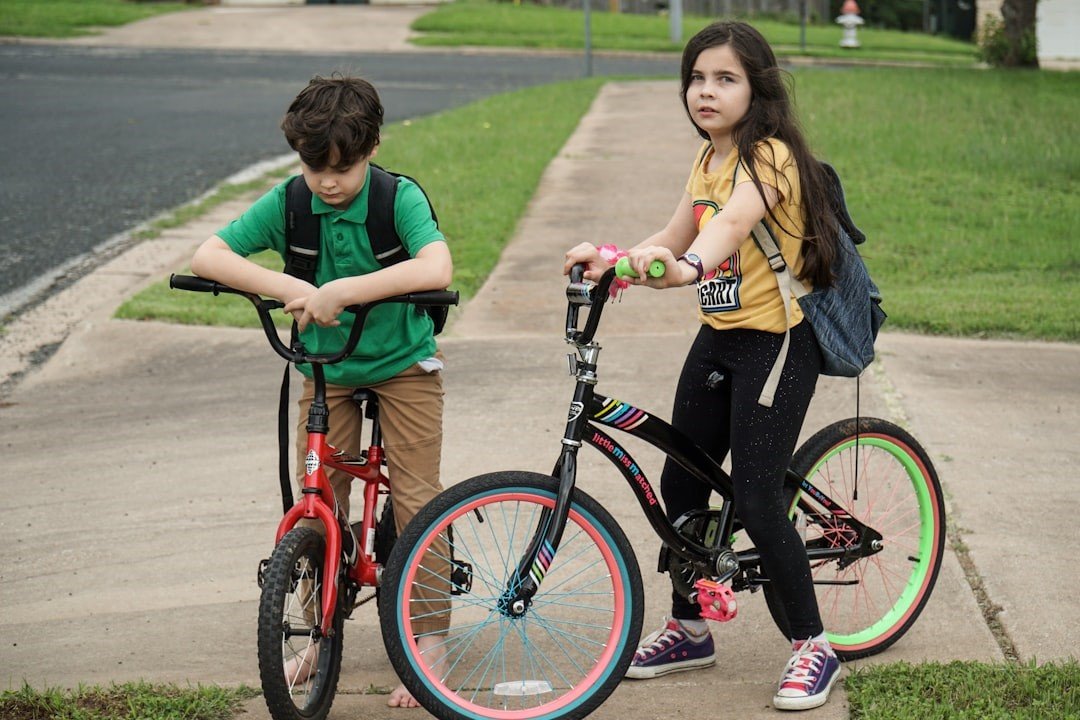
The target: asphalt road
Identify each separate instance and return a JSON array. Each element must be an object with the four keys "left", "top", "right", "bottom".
[{"left": 0, "top": 44, "right": 677, "bottom": 315}]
